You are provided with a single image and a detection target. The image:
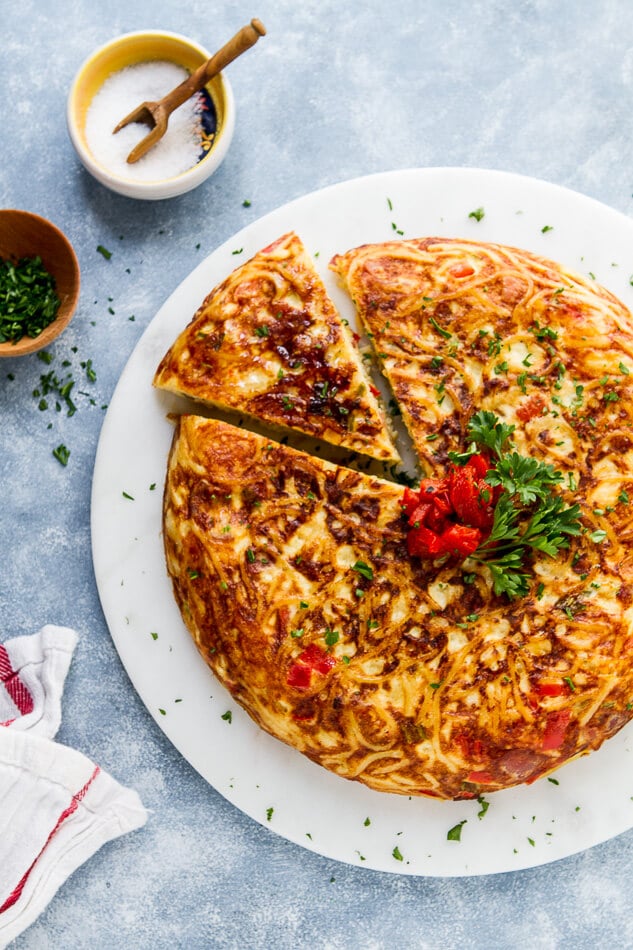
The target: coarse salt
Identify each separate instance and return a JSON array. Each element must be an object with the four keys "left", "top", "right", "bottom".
[{"left": 85, "top": 61, "right": 205, "bottom": 182}]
